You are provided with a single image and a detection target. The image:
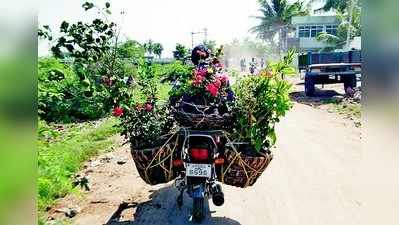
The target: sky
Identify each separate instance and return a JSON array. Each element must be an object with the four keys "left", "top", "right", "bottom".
[{"left": 38, "top": 0, "right": 263, "bottom": 58}]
